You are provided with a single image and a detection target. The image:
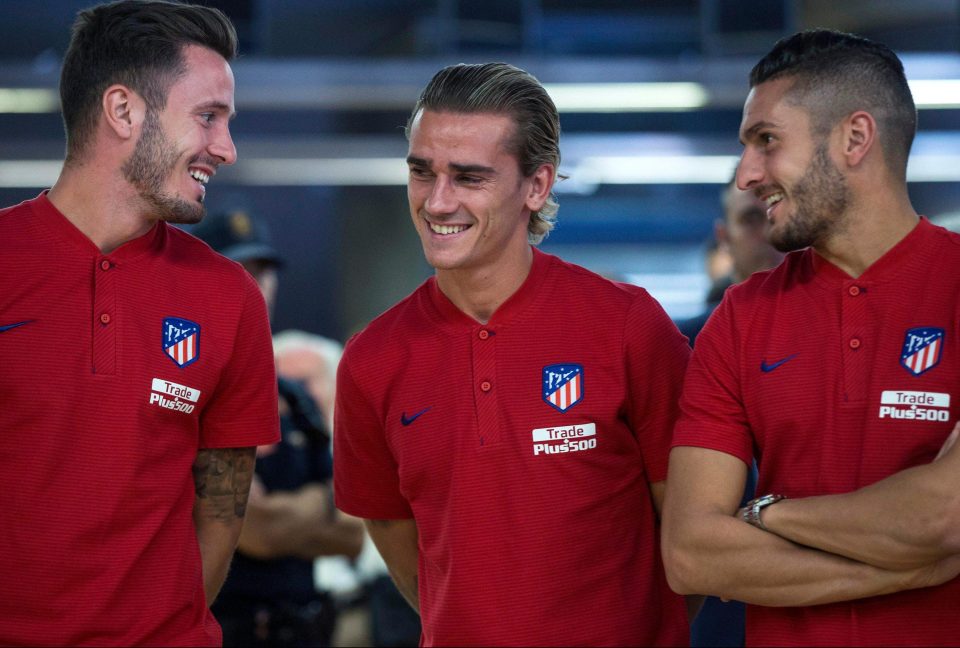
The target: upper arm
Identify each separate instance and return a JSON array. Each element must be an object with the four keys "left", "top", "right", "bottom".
[{"left": 662, "top": 446, "right": 749, "bottom": 557}]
